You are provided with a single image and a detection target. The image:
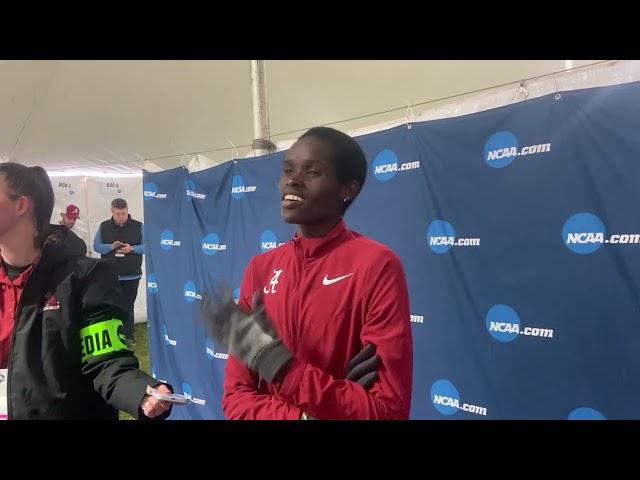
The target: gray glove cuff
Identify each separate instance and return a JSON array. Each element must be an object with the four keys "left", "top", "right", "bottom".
[{"left": 251, "top": 338, "right": 293, "bottom": 383}]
